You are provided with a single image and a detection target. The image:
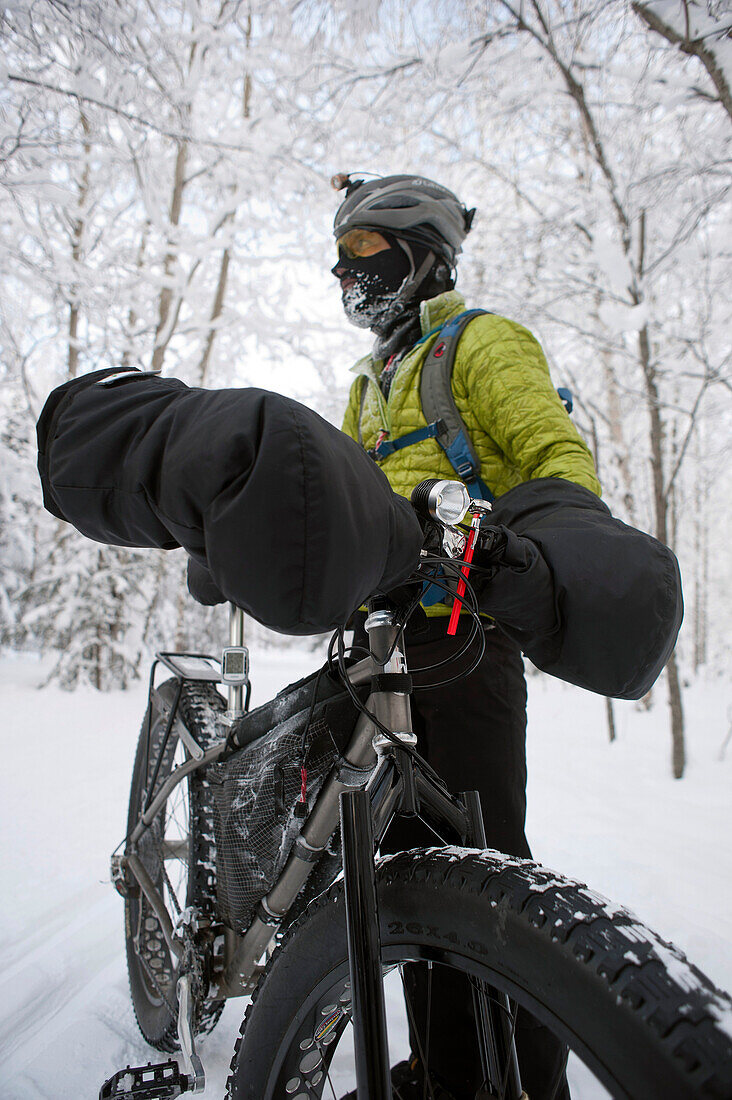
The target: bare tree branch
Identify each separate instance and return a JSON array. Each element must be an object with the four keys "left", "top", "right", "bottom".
[
  {"left": 6, "top": 73, "right": 257, "bottom": 152},
  {"left": 633, "top": 1, "right": 732, "bottom": 123}
]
